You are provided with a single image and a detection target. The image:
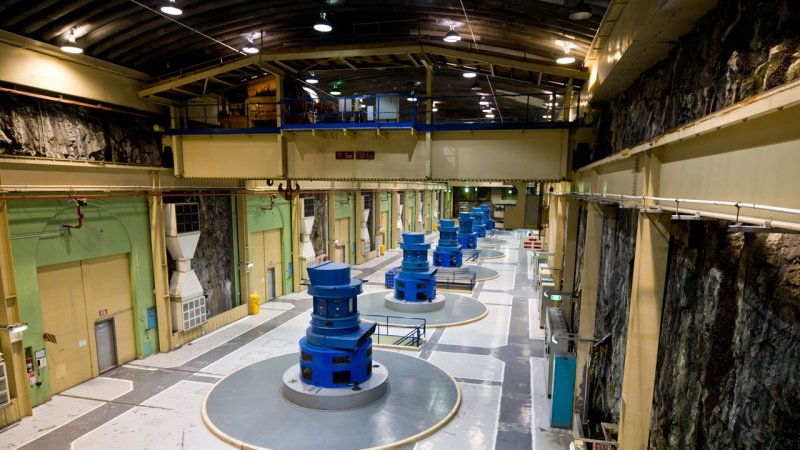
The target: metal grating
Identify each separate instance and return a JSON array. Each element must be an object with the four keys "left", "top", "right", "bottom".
[{"left": 175, "top": 203, "right": 200, "bottom": 233}]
